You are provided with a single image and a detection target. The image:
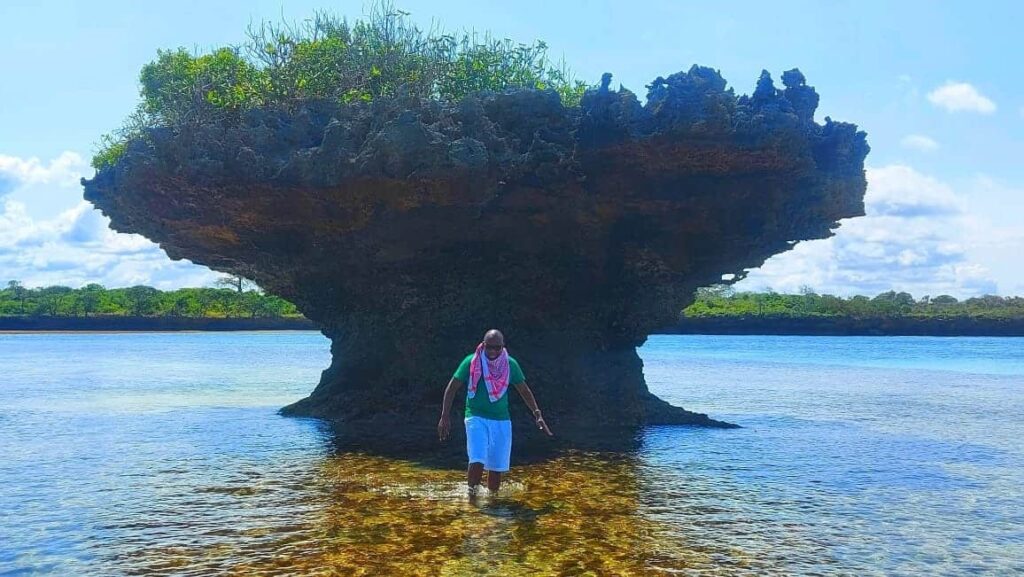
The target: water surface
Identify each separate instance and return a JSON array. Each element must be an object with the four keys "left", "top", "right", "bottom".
[{"left": 1, "top": 332, "right": 1022, "bottom": 575}]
